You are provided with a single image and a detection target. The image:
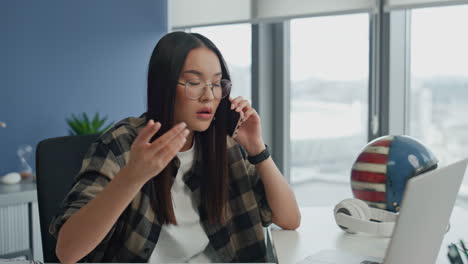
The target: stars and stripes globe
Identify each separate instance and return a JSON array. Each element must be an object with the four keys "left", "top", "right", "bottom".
[{"left": 351, "top": 135, "right": 438, "bottom": 212}]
